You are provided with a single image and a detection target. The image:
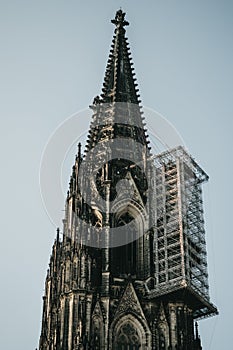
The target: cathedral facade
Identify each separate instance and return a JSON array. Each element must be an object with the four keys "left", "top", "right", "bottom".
[{"left": 38, "top": 10, "right": 217, "bottom": 350}]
